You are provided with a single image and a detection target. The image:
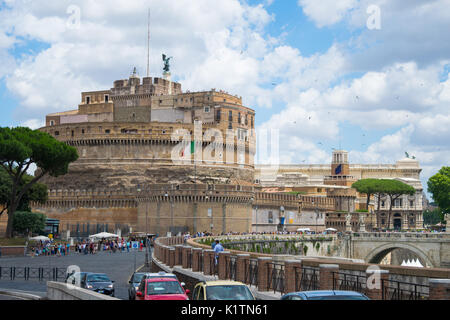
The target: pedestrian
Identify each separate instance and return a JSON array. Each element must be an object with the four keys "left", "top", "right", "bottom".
[{"left": 213, "top": 239, "right": 224, "bottom": 266}]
